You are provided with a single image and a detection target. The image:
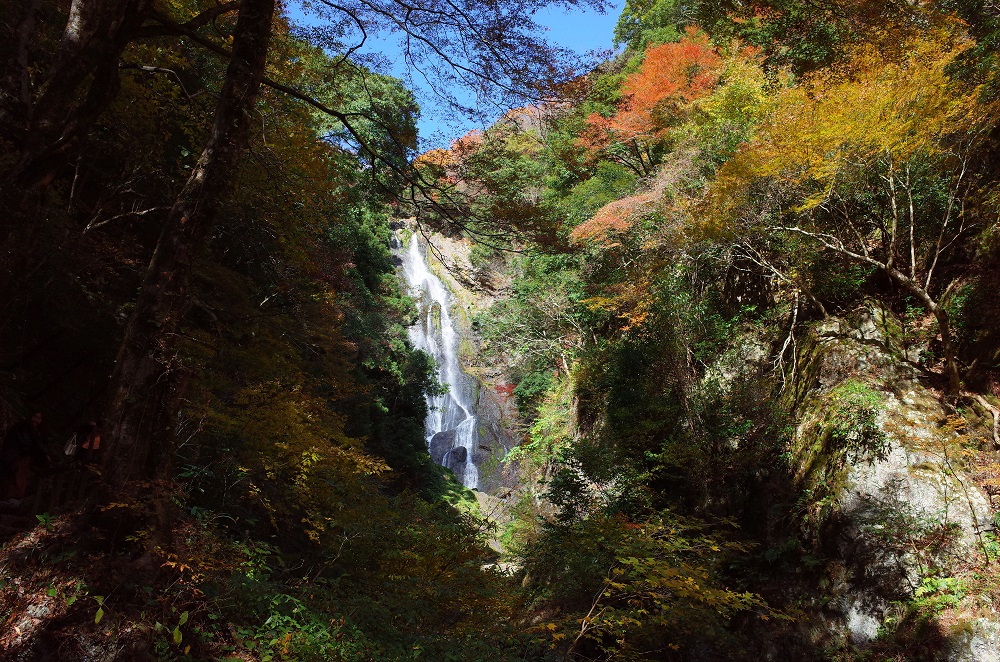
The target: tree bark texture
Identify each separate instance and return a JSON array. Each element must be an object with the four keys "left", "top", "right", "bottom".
[{"left": 101, "top": 0, "right": 276, "bottom": 489}]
